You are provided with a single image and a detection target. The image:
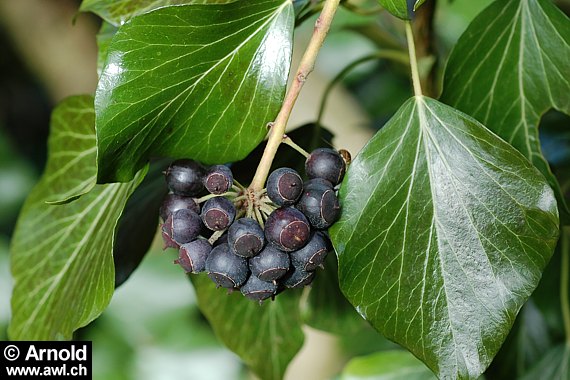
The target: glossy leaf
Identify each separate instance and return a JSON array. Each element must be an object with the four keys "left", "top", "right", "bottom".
[
  {"left": 96, "top": 22, "right": 118, "bottom": 76},
  {"left": 191, "top": 275, "right": 304, "bottom": 380},
  {"left": 330, "top": 96, "right": 559, "bottom": 379},
  {"left": 95, "top": 1, "right": 294, "bottom": 183},
  {"left": 521, "top": 344, "right": 570, "bottom": 380},
  {"left": 377, "top": 0, "right": 409, "bottom": 20},
  {"left": 9, "top": 96, "right": 145, "bottom": 340},
  {"left": 80, "top": 0, "right": 236, "bottom": 26},
  {"left": 340, "top": 350, "right": 436, "bottom": 380},
  {"left": 43, "top": 96, "right": 97, "bottom": 204},
  {"left": 441, "top": 0, "right": 570, "bottom": 214}
]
